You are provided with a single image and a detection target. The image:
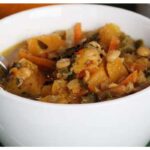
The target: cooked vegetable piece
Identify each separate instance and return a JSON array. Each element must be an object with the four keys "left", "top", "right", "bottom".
[
  {"left": 5, "top": 59, "right": 45, "bottom": 97},
  {"left": 99, "top": 23, "right": 121, "bottom": 49},
  {"left": 74, "top": 23, "right": 83, "bottom": 45},
  {"left": 109, "top": 36, "right": 120, "bottom": 51},
  {"left": 51, "top": 79, "right": 68, "bottom": 95},
  {"left": 66, "top": 28, "right": 74, "bottom": 48},
  {"left": 56, "top": 58, "right": 70, "bottom": 69},
  {"left": 72, "top": 48, "right": 101, "bottom": 75},
  {"left": 107, "top": 58, "right": 128, "bottom": 82},
  {"left": 130, "top": 58, "right": 150, "bottom": 71},
  {"left": 41, "top": 85, "right": 52, "bottom": 97},
  {"left": 109, "top": 85, "right": 126, "bottom": 96},
  {"left": 27, "top": 34, "right": 65, "bottom": 56},
  {"left": 19, "top": 49, "right": 55, "bottom": 69},
  {"left": 81, "top": 93, "right": 99, "bottom": 103},
  {"left": 121, "top": 70, "right": 138, "bottom": 85},
  {"left": 41, "top": 94, "right": 69, "bottom": 104},
  {"left": 87, "top": 62, "right": 109, "bottom": 92},
  {"left": 137, "top": 71, "right": 146, "bottom": 84},
  {"left": 106, "top": 50, "right": 121, "bottom": 62},
  {"left": 67, "top": 79, "right": 87, "bottom": 96},
  {"left": 120, "top": 34, "right": 135, "bottom": 53},
  {"left": 137, "top": 47, "right": 150, "bottom": 57}
]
